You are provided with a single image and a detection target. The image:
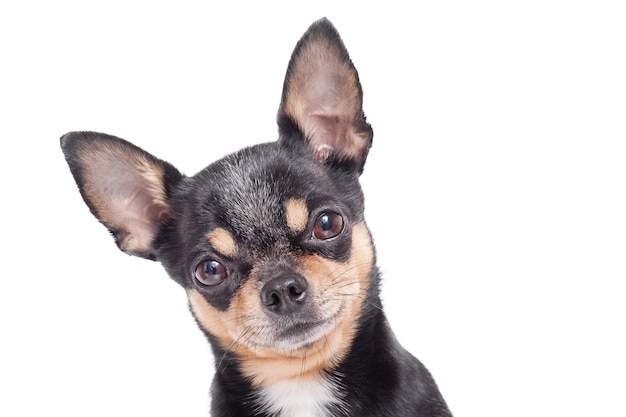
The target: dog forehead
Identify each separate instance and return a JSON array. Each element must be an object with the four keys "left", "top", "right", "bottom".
[
  {"left": 218, "top": 168, "right": 284, "bottom": 239},
  {"left": 190, "top": 143, "right": 319, "bottom": 241}
]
